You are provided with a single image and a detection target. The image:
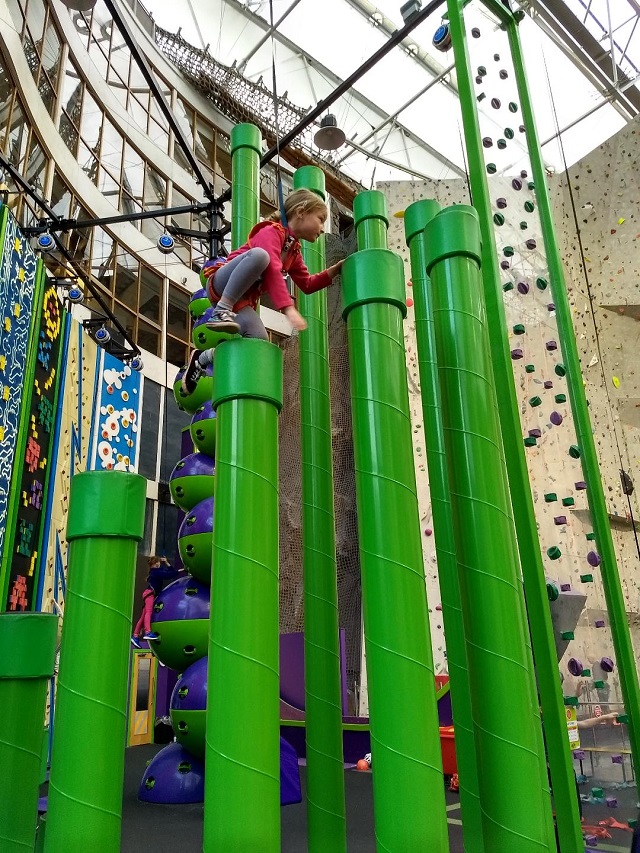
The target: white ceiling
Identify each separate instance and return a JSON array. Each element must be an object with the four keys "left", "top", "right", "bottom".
[{"left": 141, "top": 0, "right": 635, "bottom": 186}]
